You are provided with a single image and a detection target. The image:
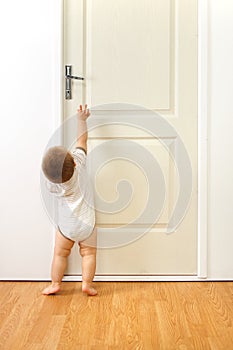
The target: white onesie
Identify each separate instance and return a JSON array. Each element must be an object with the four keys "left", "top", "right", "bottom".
[{"left": 46, "top": 147, "right": 95, "bottom": 242}]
